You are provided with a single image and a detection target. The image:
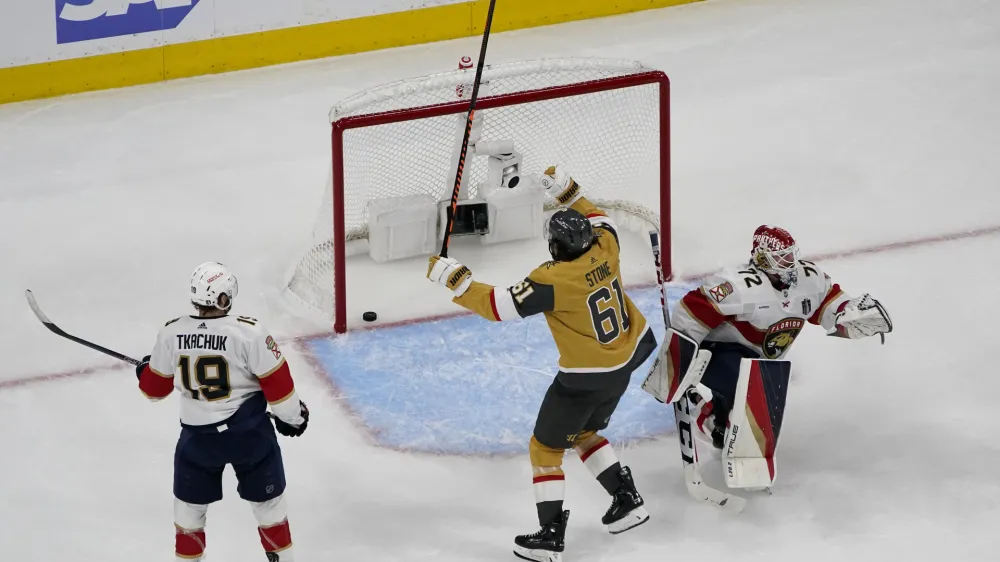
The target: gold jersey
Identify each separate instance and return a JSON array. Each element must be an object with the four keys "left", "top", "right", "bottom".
[{"left": 454, "top": 197, "right": 651, "bottom": 374}]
